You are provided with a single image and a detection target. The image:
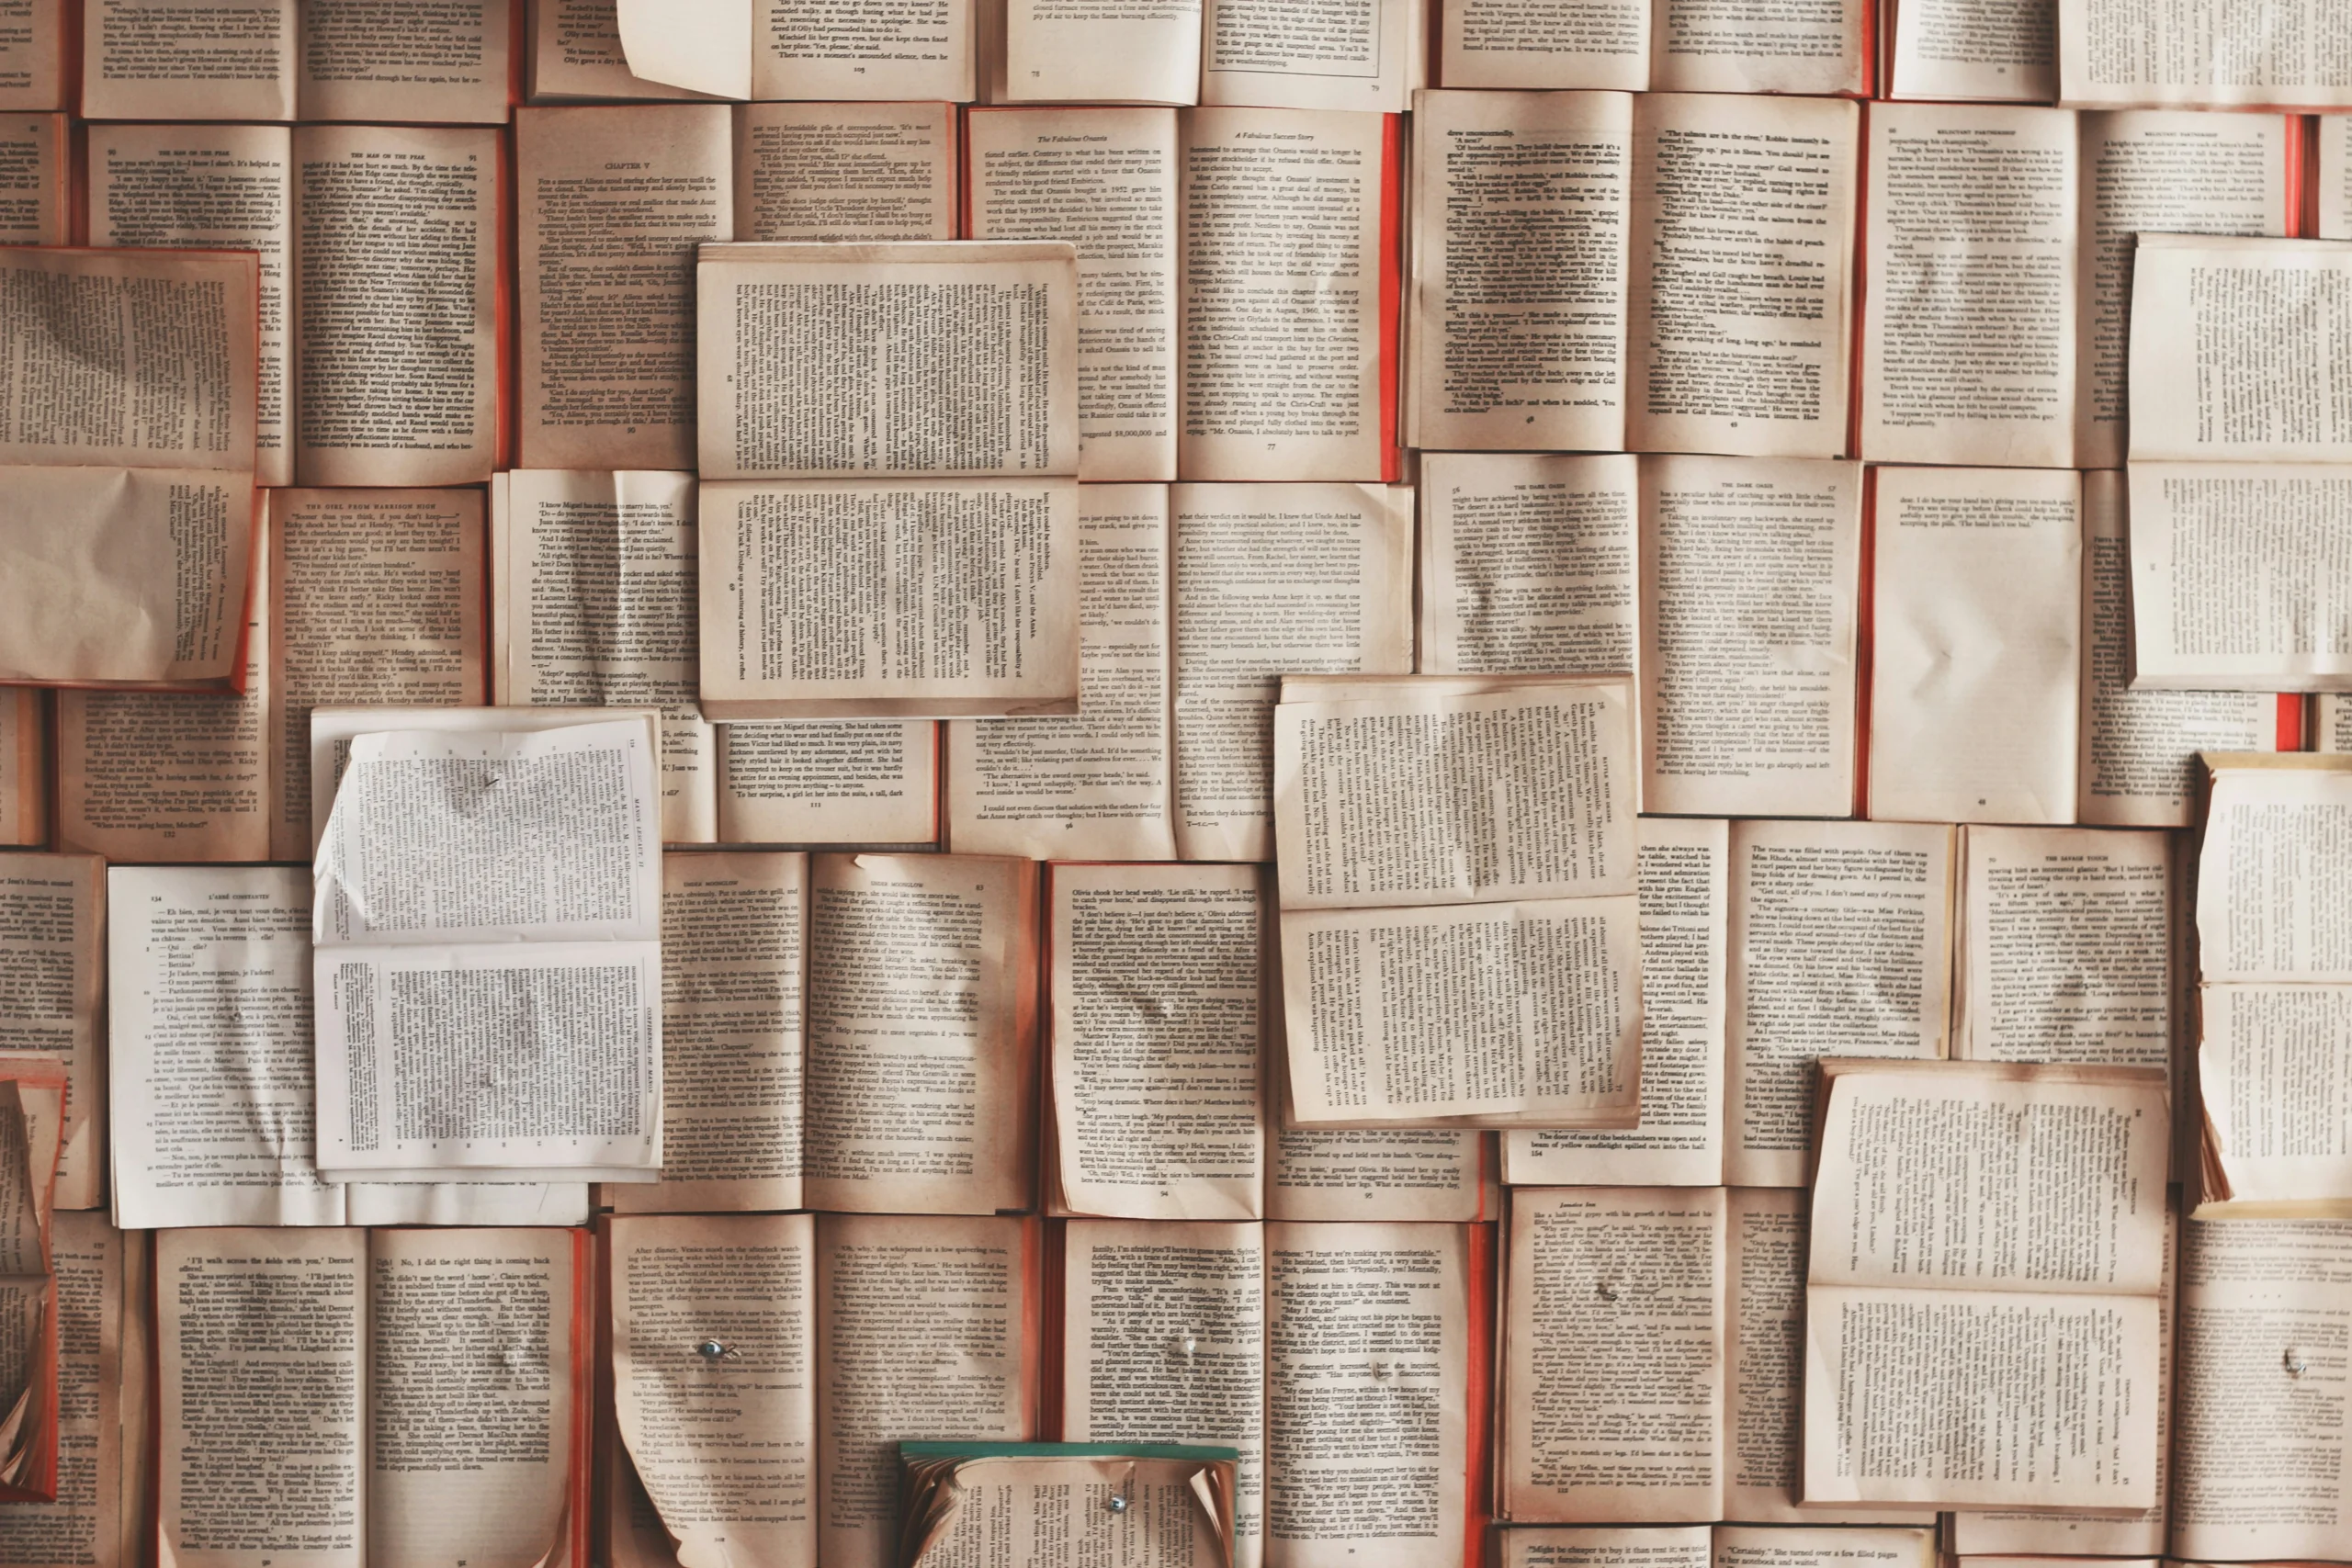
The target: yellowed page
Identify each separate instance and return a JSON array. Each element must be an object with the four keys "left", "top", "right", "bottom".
[
  {"left": 1505, "top": 817, "right": 1725, "bottom": 1188},
  {"left": 1170, "top": 481, "right": 1414, "bottom": 861},
  {"left": 0, "top": 1213, "right": 119, "bottom": 1563},
  {"left": 0, "top": 112, "right": 64, "bottom": 243},
  {"left": 2195, "top": 766, "right": 2352, "bottom": 982},
  {"left": 1049, "top": 862, "right": 1263, "bottom": 1220},
  {"left": 716, "top": 721, "right": 940, "bottom": 845},
  {"left": 1502, "top": 1187, "right": 1725, "bottom": 1522},
  {"left": 1640, "top": 455, "right": 1862, "bottom": 818},
  {"left": 1267, "top": 1127, "right": 1486, "bottom": 1220},
  {"left": 2199, "top": 984, "right": 2352, "bottom": 1204},
  {"left": 517, "top": 105, "right": 733, "bottom": 471},
  {"left": 616, "top": 0, "right": 751, "bottom": 98},
  {"left": 1002, "top": 0, "right": 1197, "bottom": 101},
  {"left": 1627, "top": 94, "right": 1855, "bottom": 458},
  {"left": 1868, "top": 465, "right": 2080, "bottom": 825},
  {"left": 0, "top": 690, "right": 44, "bottom": 846},
  {"left": 751, "top": 0, "right": 972, "bottom": 101},
  {"left": 156, "top": 1226, "right": 365, "bottom": 1568},
  {"left": 610, "top": 1212, "right": 817, "bottom": 1568},
  {"left": 1725, "top": 819, "right": 1953, "bottom": 1187},
  {"left": 1860, "top": 102, "right": 2077, "bottom": 468},
  {"left": 492, "top": 469, "right": 712, "bottom": 843},
  {"left": 815, "top": 1213, "right": 1031, "bottom": 1568},
  {"left": 1061, "top": 1218, "right": 1265, "bottom": 1568},
  {"left": 367, "top": 1228, "right": 573, "bottom": 1568},
  {"left": 270, "top": 488, "right": 483, "bottom": 861},
  {"left": 1199, "top": 0, "right": 1418, "bottom": 110},
  {"left": 294, "top": 0, "right": 511, "bottom": 122},
  {"left": 532, "top": 0, "right": 714, "bottom": 99},
  {"left": 2329, "top": 113, "right": 2352, "bottom": 239},
  {"left": 0, "top": 0, "right": 62, "bottom": 110},
  {"left": 610, "top": 851, "right": 807, "bottom": 1214},
  {"left": 1264, "top": 1221, "right": 1466, "bottom": 1568},
  {"left": 1889, "top": 0, "right": 2053, "bottom": 99},
  {"left": 1501, "top": 1527, "right": 1710, "bottom": 1568},
  {"left": 1714, "top": 1526, "right": 1939, "bottom": 1568},
  {"left": 1178, "top": 107, "right": 1389, "bottom": 481},
  {"left": 291, "top": 124, "right": 500, "bottom": 487},
  {"left": 2129, "top": 236, "right": 2352, "bottom": 464},
  {"left": 947, "top": 483, "right": 1175, "bottom": 860},
  {"left": 733, "top": 102, "right": 955, "bottom": 242},
  {"left": 1416, "top": 452, "right": 1637, "bottom": 676},
  {"left": 804, "top": 852, "right": 1035, "bottom": 1214},
  {"left": 1440, "top": 0, "right": 1649, "bottom": 89},
  {"left": 80, "top": 0, "right": 296, "bottom": 119},
  {"left": 2058, "top": 0, "right": 2352, "bottom": 107},
  {"left": 907, "top": 1455, "right": 1227, "bottom": 1568},
  {"left": 967, "top": 107, "right": 1178, "bottom": 481},
  {"left": 1406, "top": 89, "right": 1629, "bottom": 454},
  {"left": 0, "top": 854, "right": 103, "bottom": 1212},
  {"left": 1651, "top": 0, "right": 1866, "bottom": 92}
]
